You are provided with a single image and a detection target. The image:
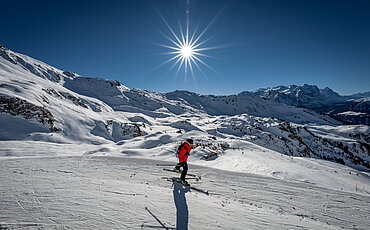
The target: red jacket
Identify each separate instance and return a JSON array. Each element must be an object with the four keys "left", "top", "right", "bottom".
[{"left": 178, "top": 142, "right": 192, "bottom": 163}]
